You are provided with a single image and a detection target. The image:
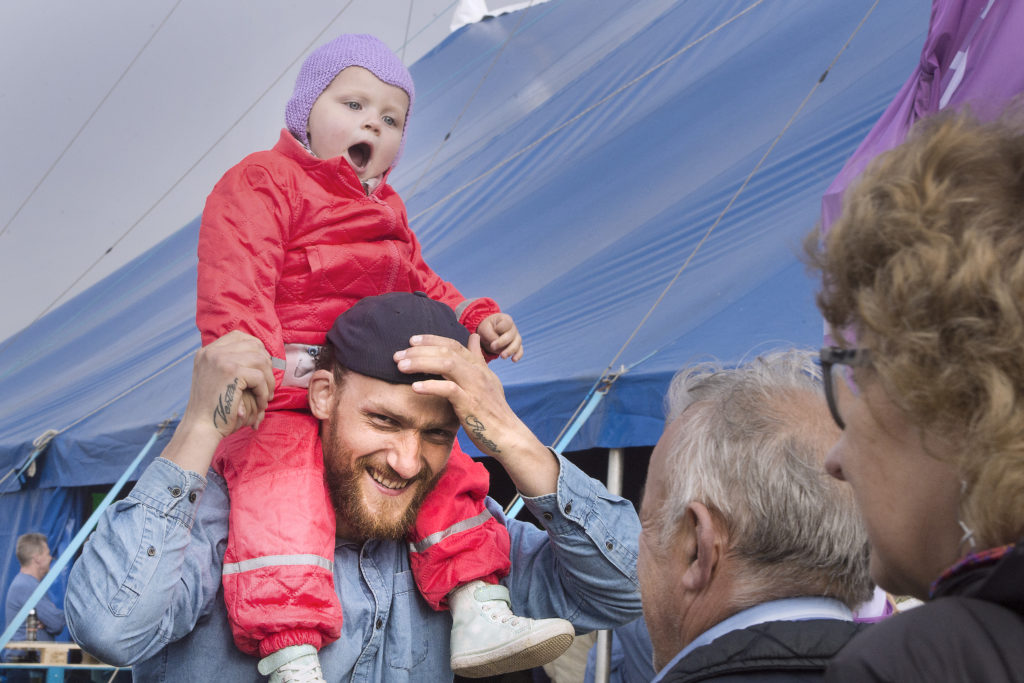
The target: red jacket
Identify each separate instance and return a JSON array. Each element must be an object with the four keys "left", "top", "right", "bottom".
[{"left": 197, "top": 130, "right": 499, "bottom": 404}]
